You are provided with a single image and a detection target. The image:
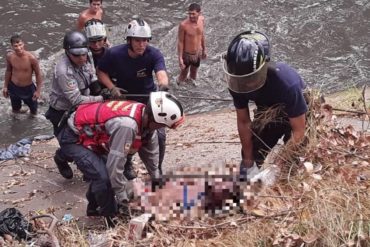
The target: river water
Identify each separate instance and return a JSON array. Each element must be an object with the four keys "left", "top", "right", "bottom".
[{"left": 0, "top": 0, "right": 369, "bottom": 144}]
